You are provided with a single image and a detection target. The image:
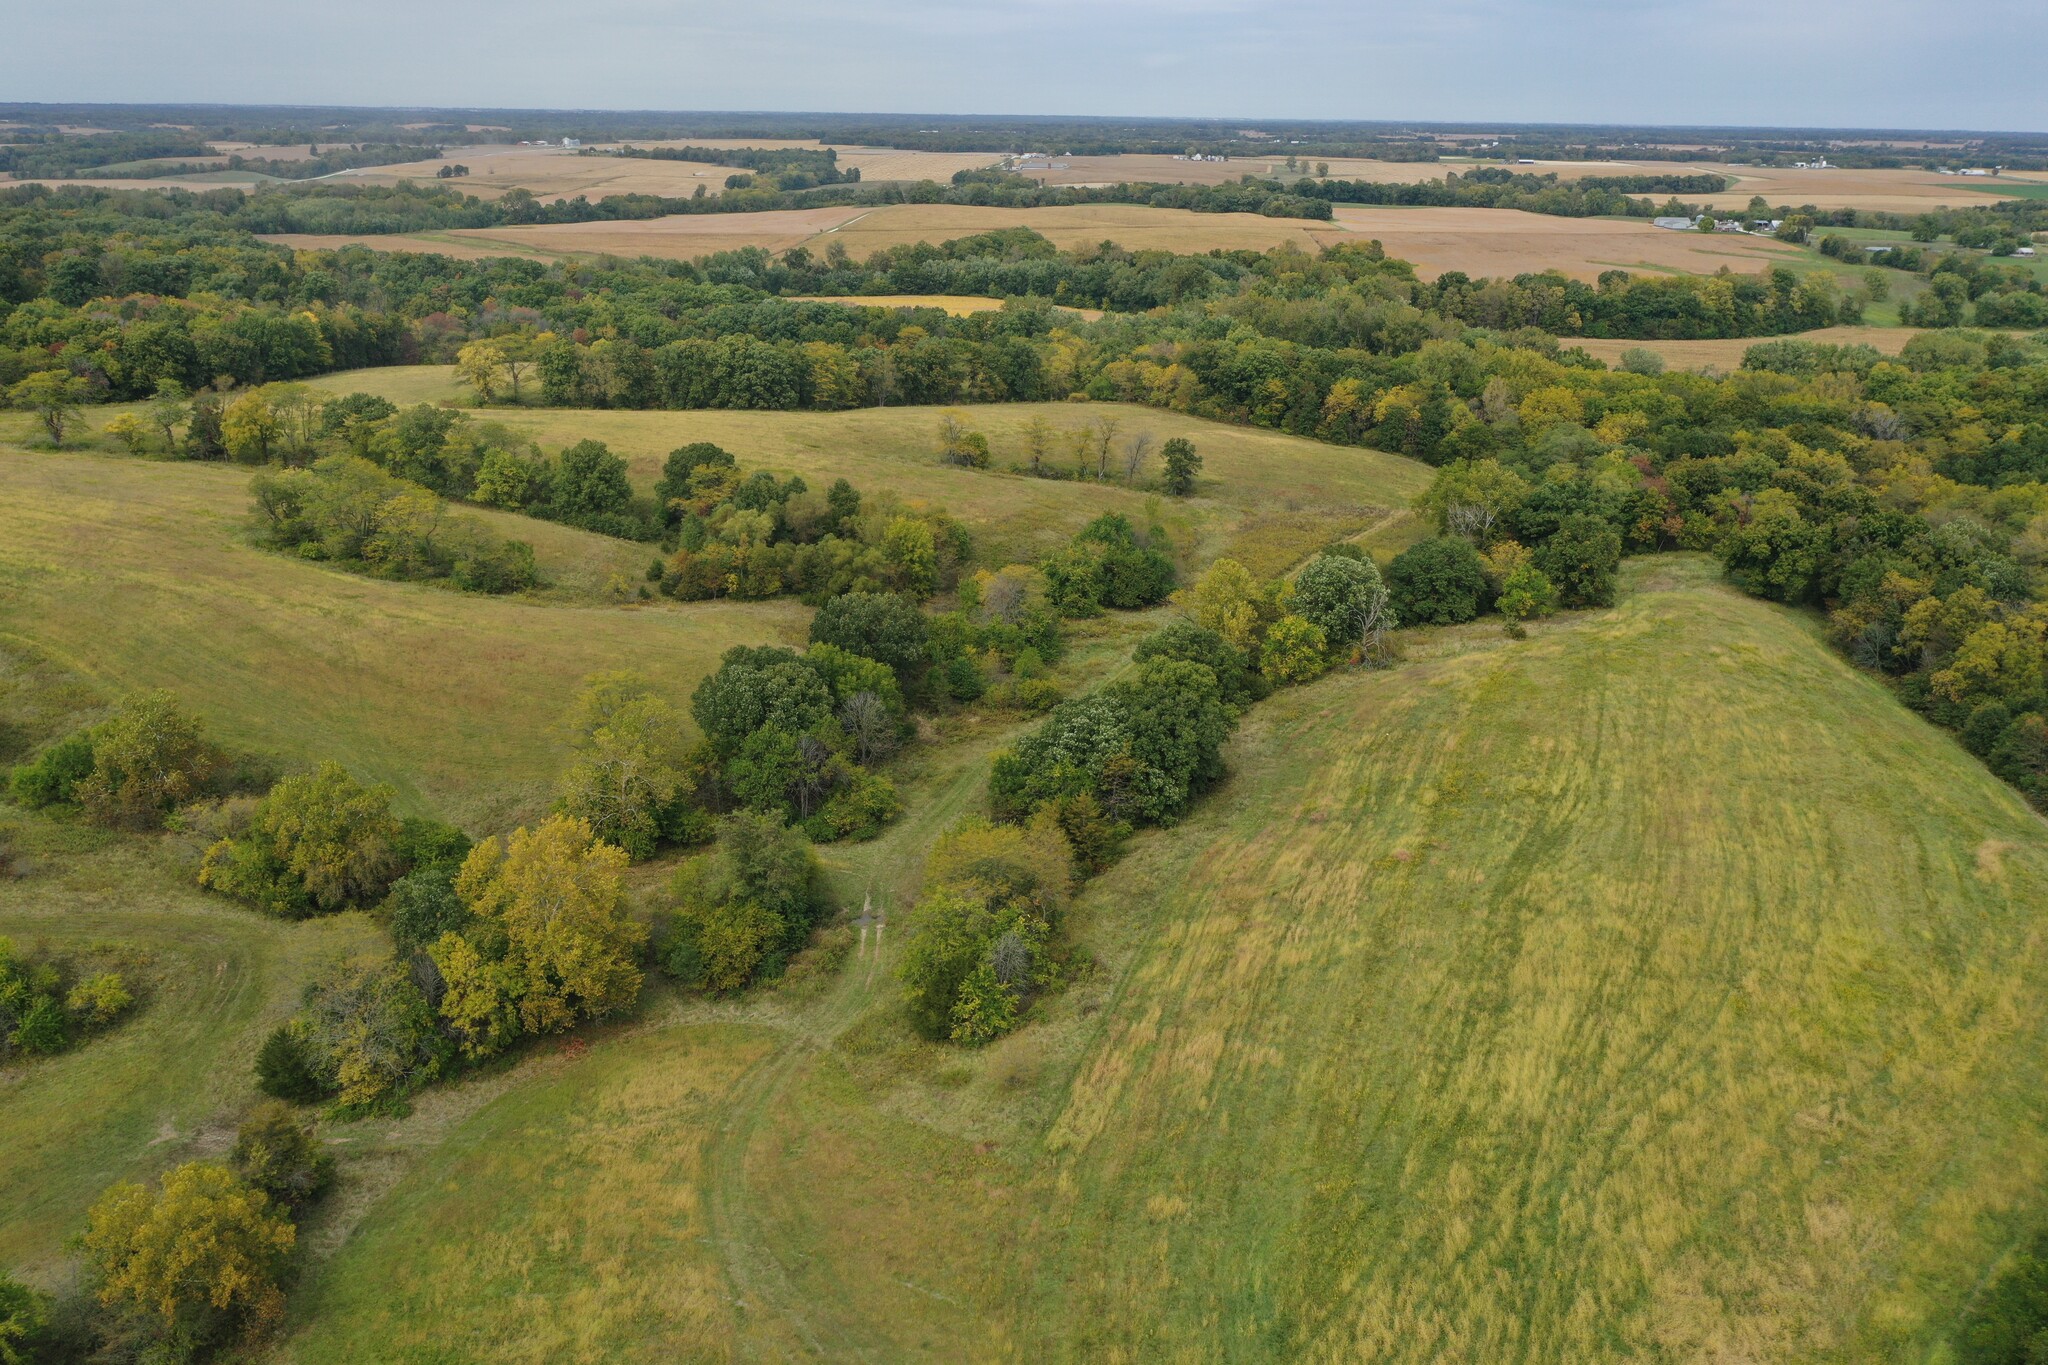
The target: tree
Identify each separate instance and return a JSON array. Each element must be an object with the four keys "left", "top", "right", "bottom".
[
  {"left": 1134, "top": 619, "right": 1264, "bottom": 707},
  {"left": 456, "top": 340, "right": 508, "bottom": 403},
  {"left": 1161, "top": 436, "right": 1201, "bottom": 495},
  {"left": 662, "top": 811, "right": 826, "bottom": 991},
  {"left": 1387, "top": 536, "right": 1490, "bottom": 625},
  {"left": 0, "top": 1270, "right": 51, "bottom": 1365},
  {"left": 1183, "top": 558, "right": 1279, "bottom": 651},
  {"left": 1090, "top": 414, "right": 1122, "bottom": 481},
  {"left": 692, "top": 647, "right": 835, "bottom": 756},
  {"left": 453, "top": 816, "right": 647, "bottom": 1036},
  {"left": 1415, "top": 459, "right": 1530, "bottom": 541},
  {"left": 1261, "top": 614, "right": 1330, "bottom": 685},
  {"left": 221, "top": 391, "right": 279, "bottom": 464},
  {"left": 1021, "top": 414, "right": 1054, "bottom": 474},
  {"left": 937, "top": 410, "right": 990, "bottom": 468},
  {"left": 77, "top": 690, "right": 211, "bottom": 830},
  {"left": 105, "top": 411, "right": 149, "bottom": 453},
  {"left": 557, "top": 672, "right": 693, "bottom": 860},
  {"left": 809, "top": 592, "right": 930, "bottom": 682},
  {"left": 255, "top": 1021, "right": 327, "bottom": 1102},
  {"left": 549, "top": 439, "right": 635, "bottom": 523},
  {"left": 248, "top": 762, "right": 402, "bottom": 912},
  {"left": 1536, "top": 514, "right": 1625, "bottom": 608},
  {"left": 231, "top": 1101, "right": 334, "bottom": 1213},
  {"left": 1120, "top": 430, "right": 1156, "bottom": 485},
  {"left": 8, "top": 371, "right": 89, "bottom": 446},
  {"left": 147, "top": 379, "right": 189, "bottom": 452},
  {"left": 82, "top": 1162, "right": 295, "bottom": 1353},
  {"left": 1292, "top": 553, "right": 1386, "bottom": 650}
]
